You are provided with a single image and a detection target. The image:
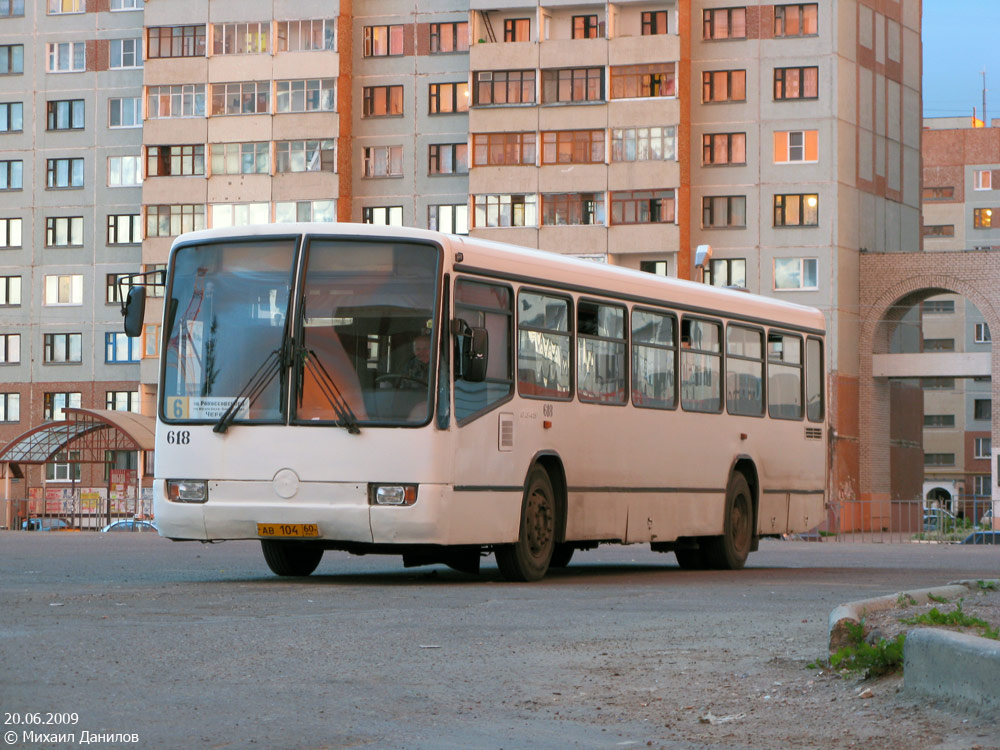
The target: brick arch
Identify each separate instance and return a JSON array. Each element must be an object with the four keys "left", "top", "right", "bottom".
[{"left": 858, "top": 252, "right": 1000, "bottom": 509}]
